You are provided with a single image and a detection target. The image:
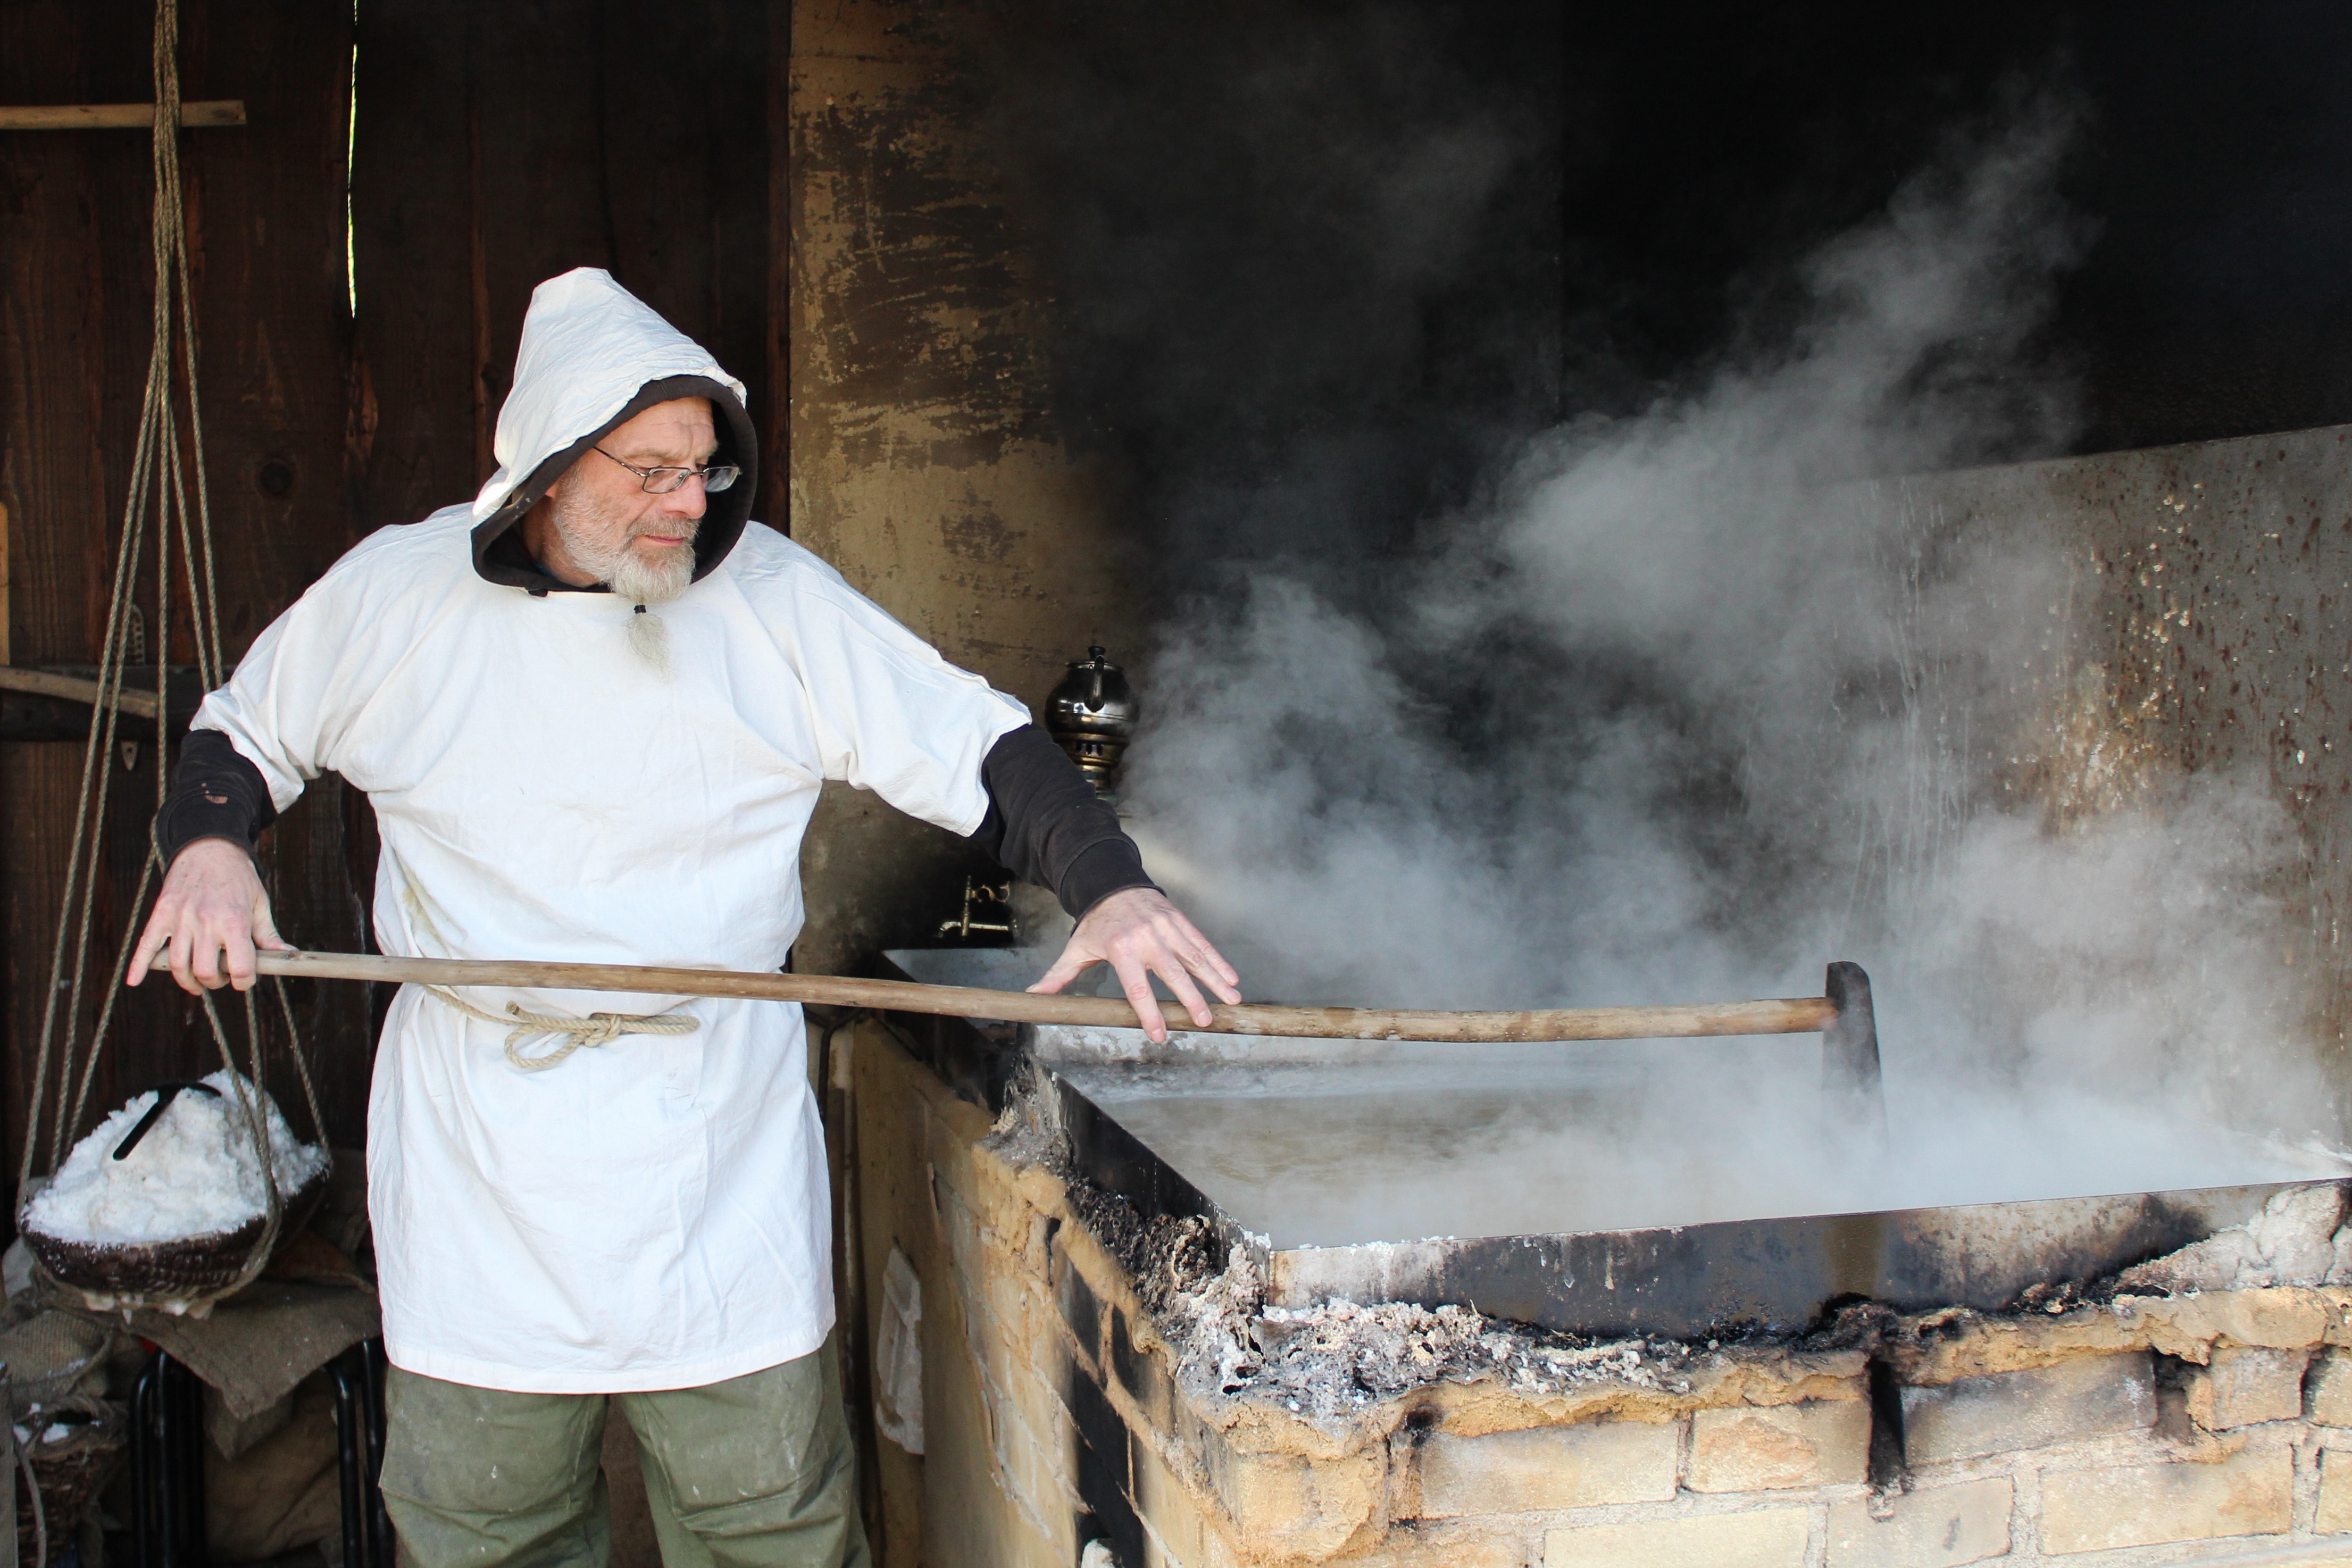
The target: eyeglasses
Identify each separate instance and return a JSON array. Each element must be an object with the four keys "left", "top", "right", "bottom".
[{"left": 592, "top": 446, "right": 741, "bottom": 495}]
